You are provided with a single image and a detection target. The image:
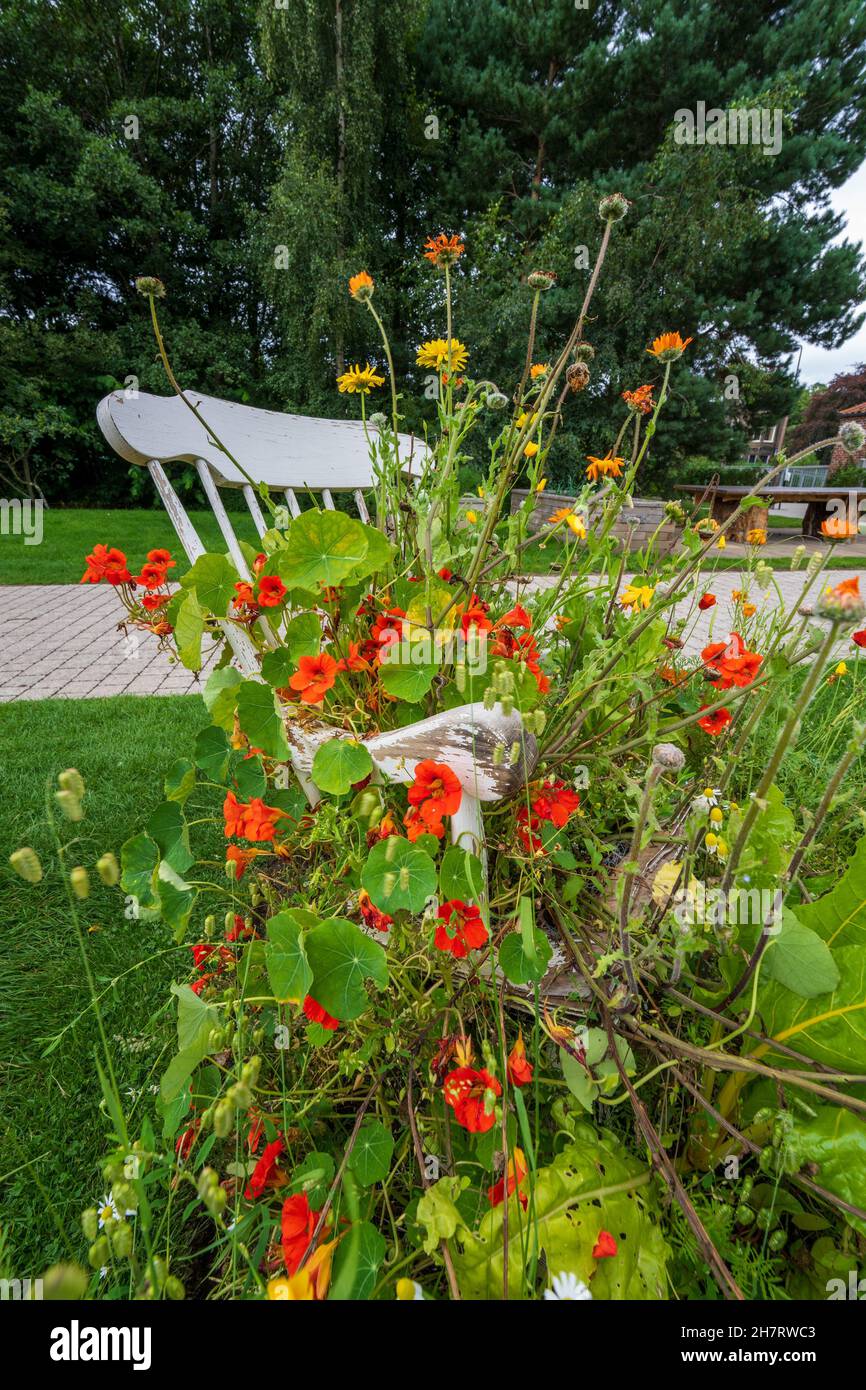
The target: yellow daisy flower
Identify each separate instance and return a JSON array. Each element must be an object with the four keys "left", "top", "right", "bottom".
[
  {"left": 619, "top": 582, "right": 656, "bottom": 612},
  {"left": 336, "top": 362, "right": 385, "bottom": 394},
  {"left": 416, "top": 338, "right": 469, "bottom": 373}
]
